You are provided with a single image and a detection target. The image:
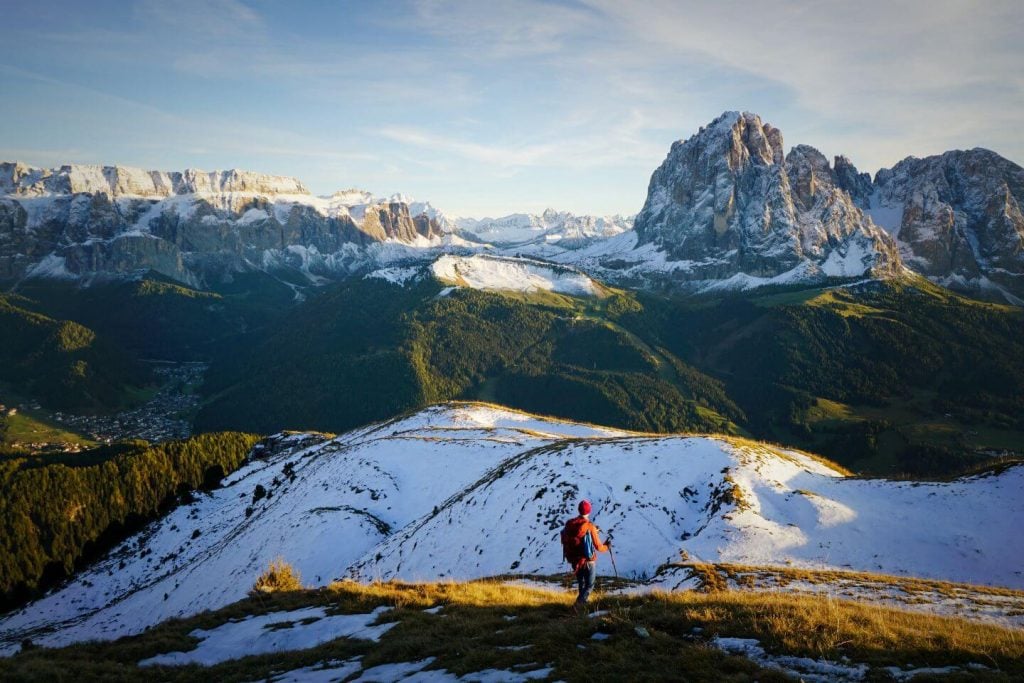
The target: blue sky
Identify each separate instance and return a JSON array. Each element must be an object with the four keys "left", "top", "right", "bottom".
[{"left": 2, "top": 0, "right": 1022, "bottom": 217}]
